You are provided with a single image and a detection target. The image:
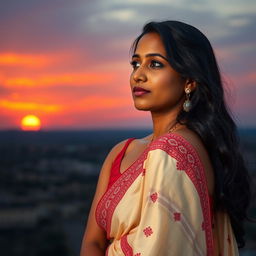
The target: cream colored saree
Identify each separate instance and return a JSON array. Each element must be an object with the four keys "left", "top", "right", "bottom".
[{"left": 96, "top": 133, "right": 239, "bottom": 255}]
